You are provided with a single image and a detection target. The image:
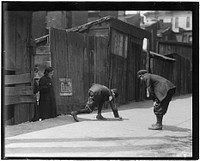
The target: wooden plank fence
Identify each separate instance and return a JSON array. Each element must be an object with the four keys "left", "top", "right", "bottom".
[
  {"left": 4, "top": 11, "right": 35, "bottom": 125},
  {"left": 157, "top": 40, "right": 192, "bottom": 70},
  {"left": 157, "top": 41, "right": 192, "bottom": 95},
  {"left": 4, "top": 73, "right": 35, "bottom": 124},
  {"left": 50, "top": 28, "right": 109, "bottom": 114}
]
